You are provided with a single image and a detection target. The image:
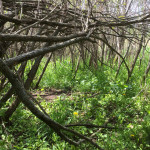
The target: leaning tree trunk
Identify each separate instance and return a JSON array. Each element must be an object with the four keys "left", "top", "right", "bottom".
[
  {"left": 115, "top": 40, "right": 132, "bottom": 79},
  {"left": 142, "top": 56, "right": 150, "bottom": 82},
  {"left": 127, "top": 36, "right": 143, "bottom": 82},
  {"left": 0, "top": 61, "right": 27, "bottom": 109},
  {"left": 34, "top": 53, "right": 53, "bottom": 89},
  {"left": 4, "top": 55, "right": 43, "bottom": 121}
]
